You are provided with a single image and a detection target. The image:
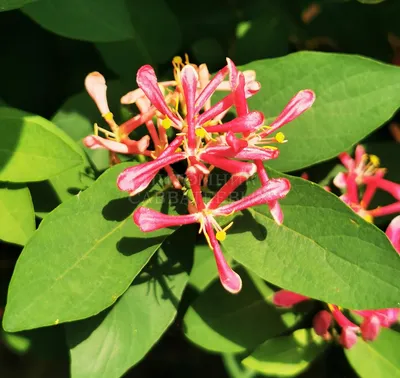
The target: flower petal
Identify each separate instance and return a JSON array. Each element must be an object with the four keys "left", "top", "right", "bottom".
[
  {"left": 273, "top": 290, "right": 309, "bottom": 307},
  {"left": 215, "top": 178, "right": 291, "bottom": 216},
  {"left": 204, "top": 218, "right": 242, "bottom": 294},
  {"left": 386, "top": 216, "right": 400, "bottom": 254},
  {"left": 85, "top": 72, "right": 110, "bottom": 115},
  {"left": 204, "top": 111, "right": 264, "bottom": 133},
  {"left": 133, "top": 207, "right": 199, "bottom": 232},
  {"left": 117, "top": 152, "right": 186, "bottom": 195},
  {"left": 313, "top": 310, "right": 332, "bottom": 336},
  {"left": 260, "top": 90, "right": 315, "bottom": 137},
  {"left": 136, "top": 65, "right": 181, "bottom": 126}
]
